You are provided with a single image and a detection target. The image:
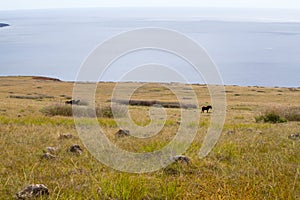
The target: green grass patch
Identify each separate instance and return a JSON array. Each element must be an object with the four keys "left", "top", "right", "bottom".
[
  {"left": 224, "top": 123, "right": 271, "bottom": 130},
  {"left": 0, "top": 116, "right": 74, "bottom": 126},
  {"left": 0, "top": 116, "right": 118, "bottom": 128}
]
